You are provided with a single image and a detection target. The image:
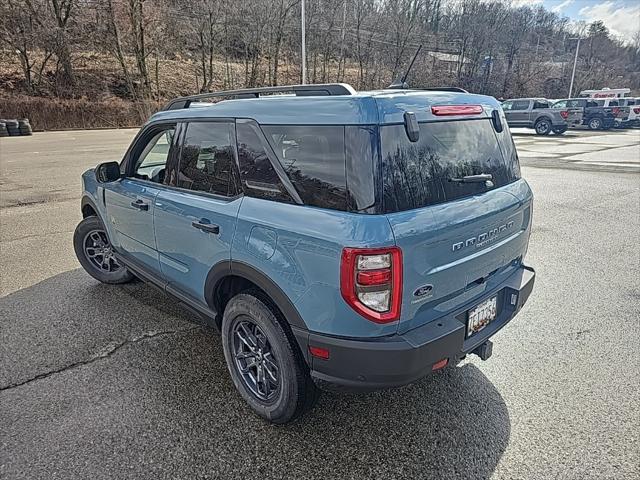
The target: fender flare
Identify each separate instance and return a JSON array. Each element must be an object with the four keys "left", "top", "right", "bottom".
[
  {"left": 81, "top": 195, "right": 104, "bottom": 222},
  {"left": 204, "top": 260, "right": 308, "bottom": 330}
]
